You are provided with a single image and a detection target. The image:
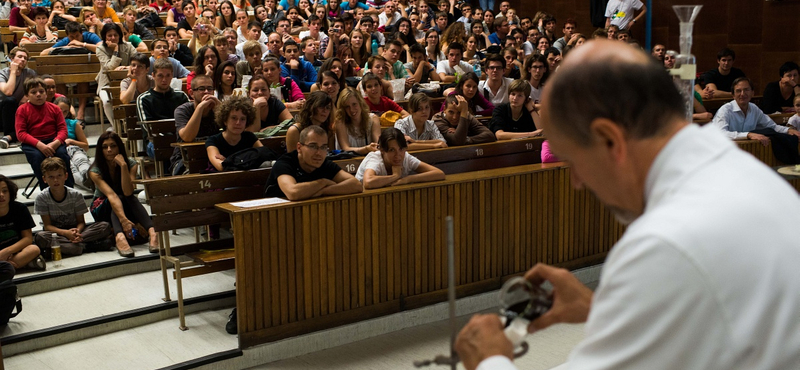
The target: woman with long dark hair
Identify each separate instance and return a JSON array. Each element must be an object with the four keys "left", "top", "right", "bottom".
[
  {"left": 96, "top": 23, "right": 138, "bottom": 125},
  {"left": 310, "top": 57, "right": 346, "bottom": 92},
  {"left": 445, "top": 71, "right": 494, "bottom": 116},
  {"left": 216, "top": 0, "right": 236, "bottom": 29},
  {"left": 391, "top": 17, "right": 417, "bottom": 63},
  {"left": 187, "top": 45, "right": 220, "bottom": 91},
  {"left": 89, "top": 132, "right": 157, "bottom": 257},
  {"left": 214, "top": 60, "right": 238, "bottom": 100},
  {"left": 286, "top": 91, "right": 335, "bottom": 152}
]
